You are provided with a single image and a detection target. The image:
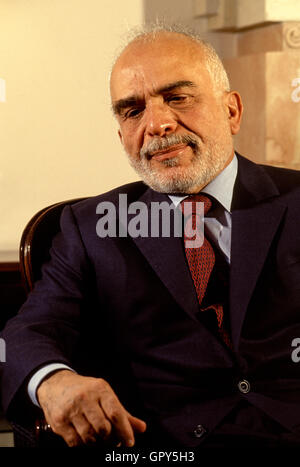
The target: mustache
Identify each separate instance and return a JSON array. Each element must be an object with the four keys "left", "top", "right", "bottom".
[{"left": 140, "top": 134, "right": 201, "bottom": 159}]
